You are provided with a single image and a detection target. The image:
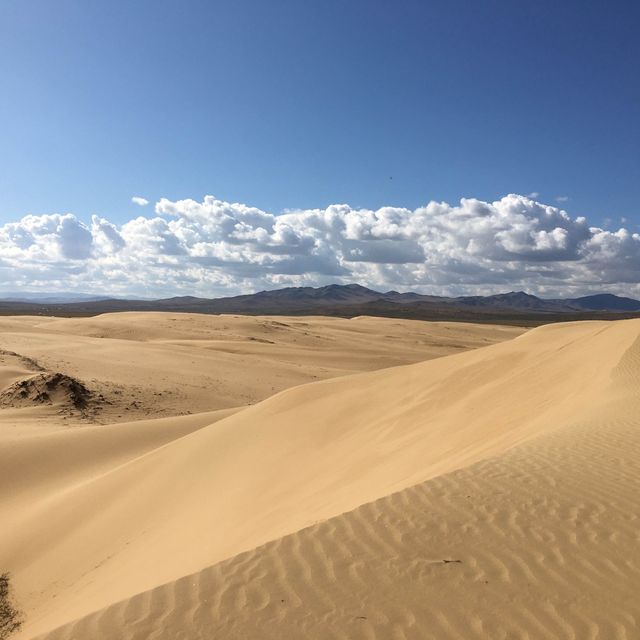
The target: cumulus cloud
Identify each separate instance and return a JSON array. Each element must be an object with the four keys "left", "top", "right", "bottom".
[
  {"left": 0, "top": 194, "right": 638, "bottom": 298},
  {"left": 555, "top": 195, "right": 570, "bottom": 203},
  {"left": 131, "top": 196, "right": 149, "bottom": 207}
]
